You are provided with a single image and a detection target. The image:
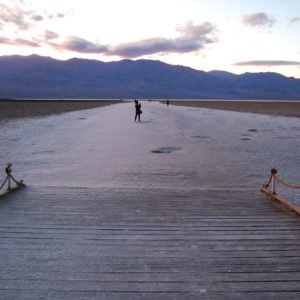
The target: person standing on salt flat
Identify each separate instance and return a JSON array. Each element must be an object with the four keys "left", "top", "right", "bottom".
[{"left": 134, "top": 99, "right": 142, "bottom": 122}]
